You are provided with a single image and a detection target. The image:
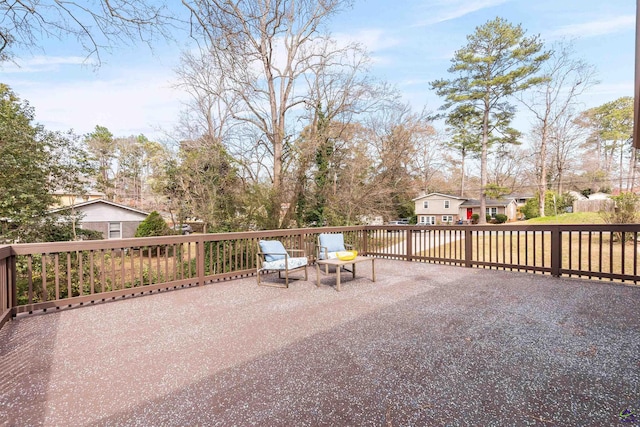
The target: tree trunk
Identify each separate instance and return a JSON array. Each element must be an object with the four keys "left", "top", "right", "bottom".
[
  {"left": 630, "top": 148, "right": 639, "bottom": 192},
  {"left": 480, "top": 106, "right": 489, "bottom": 225},
  {"left": 538, "top": 125, "right": 548, "bottom": 218},
  {"left": 459, "top": 151, "right": 466, "bottom": 197}
]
